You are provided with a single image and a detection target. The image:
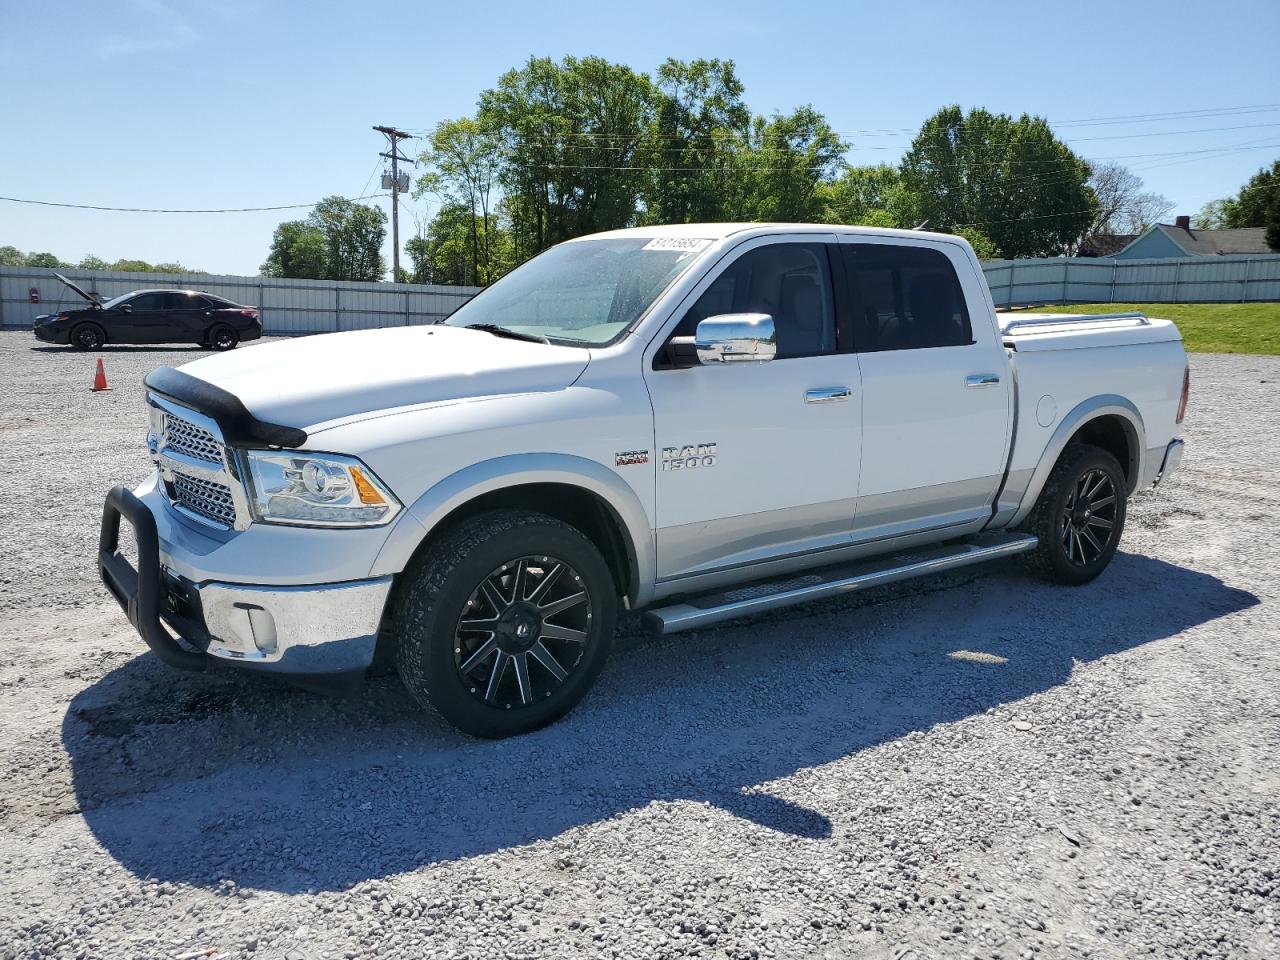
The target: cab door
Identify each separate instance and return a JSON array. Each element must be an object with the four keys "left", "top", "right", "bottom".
[
  {"left": 115, "top": 292, "right": 172, "bottom": 342},
  {"left": 837, "top": 237, "right": 1011, "bottom": 541},
  {"left": 644, "top": 236, "right": 863, "bottom": 582}
]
